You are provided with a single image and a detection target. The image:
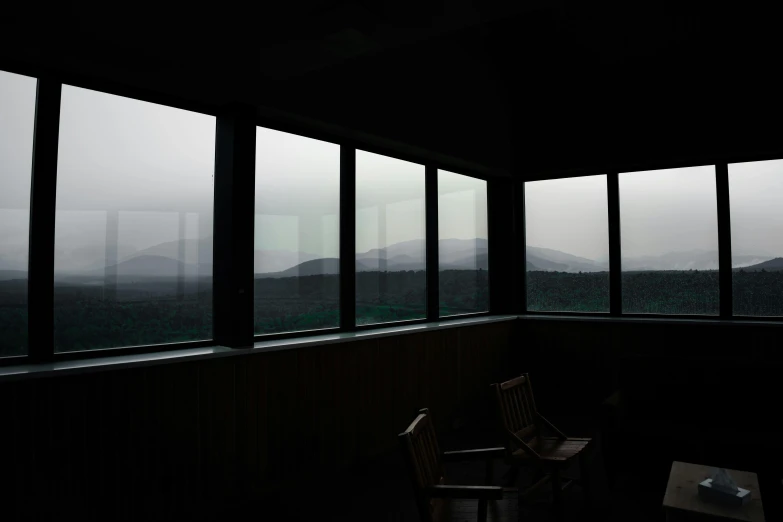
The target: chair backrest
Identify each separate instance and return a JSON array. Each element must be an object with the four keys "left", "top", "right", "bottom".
[
  {"left": 399, "top": 408, "right": 445, "bottom": 522},
  {"left": 492, "top": 373, "right": 540, "bottom": 451}
]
